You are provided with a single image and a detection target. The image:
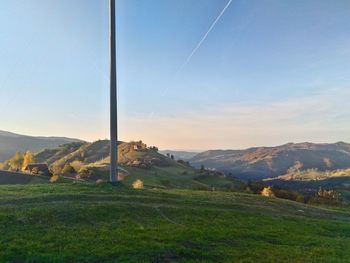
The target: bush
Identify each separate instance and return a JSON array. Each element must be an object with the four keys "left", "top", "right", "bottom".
[
  {"left": 70, "top": 161, "right": 84, "bottom": 172},
  {"left": 50, "top": 164, "right": 62, "bottom": 175},
  {"left": 178, "top": 160, "right": 191, "bottom": 167},
  {"left": 132, "top": 179, "right": 144, "bottom": 189},
  {"left": 50, "top": 175, "right": 60, "bottom": 183},
  {"left": 296, "top": 194, "right": 306, "bottom": 203},
  {"left": 78, "top": 167, "right": 91, "bottom": 177},
  {"left": 247, "top": 181, "right": 266, "bottom": 194},
  {"left": 62, "top": 164, "right": 76, "bottom": 174},
  {"left": 261, "top": 187, "right": 275, "bottom": 197},
  {"left": 308, "top": 187, "right": 342, "bottom": 205}
]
